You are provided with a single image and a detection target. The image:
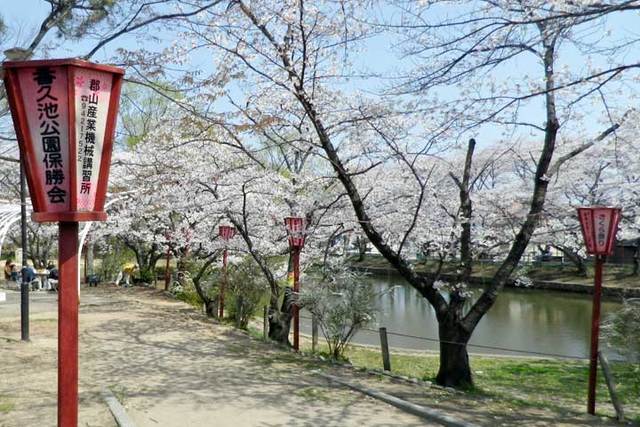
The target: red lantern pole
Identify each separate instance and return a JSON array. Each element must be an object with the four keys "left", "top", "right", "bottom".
[
  {"left": 577, "top": 206, "right": 621, "bottom": 416},
  {"left": 164, "top": 246, "right": 171, "bottom": 291},
  {"left": 218, "top": 226, "right": 235, "bottom": 319},
  {"left": 284, "top": 217, "right": 305, "bottom": 351},
  {"left": 220, "top": 247, "right": 228, "bottom": 318},
  {"left": 292, "top": 247, "right": 300, "bottom": 351},
  {"left": 3, "top": 58, "right": 124, "bottom": 427},
  {"left": 58, "top": 221, "right": 79, "bottom": 426},
  {"left": 587, "top": 254, "right": 604, "bottom": 415}
]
